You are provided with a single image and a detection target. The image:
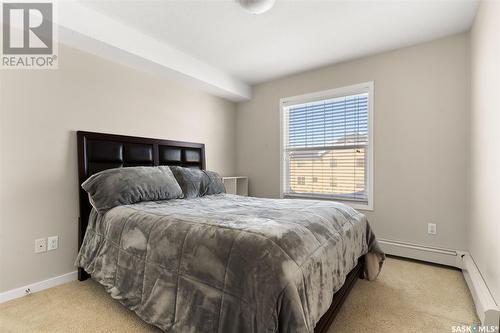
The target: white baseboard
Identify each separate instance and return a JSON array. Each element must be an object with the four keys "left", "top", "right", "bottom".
[
  {"left": 462, "top": 254, "right": 500, "bottom": 327},
  {"left": 378, "top": 238, "right": 463, "bottom": 268},
  {"left": 0, "top": 271, "right": 77, "bottom": 304},
  {"left": 379, "top": 239, "right": 499, "bottom": 327}
]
